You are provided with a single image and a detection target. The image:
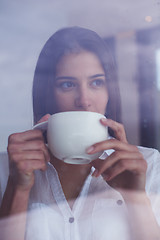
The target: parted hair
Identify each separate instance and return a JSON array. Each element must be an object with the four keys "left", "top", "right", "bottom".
[{"left": 32, "top": 26, "right": 122, "bottom": 134}]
